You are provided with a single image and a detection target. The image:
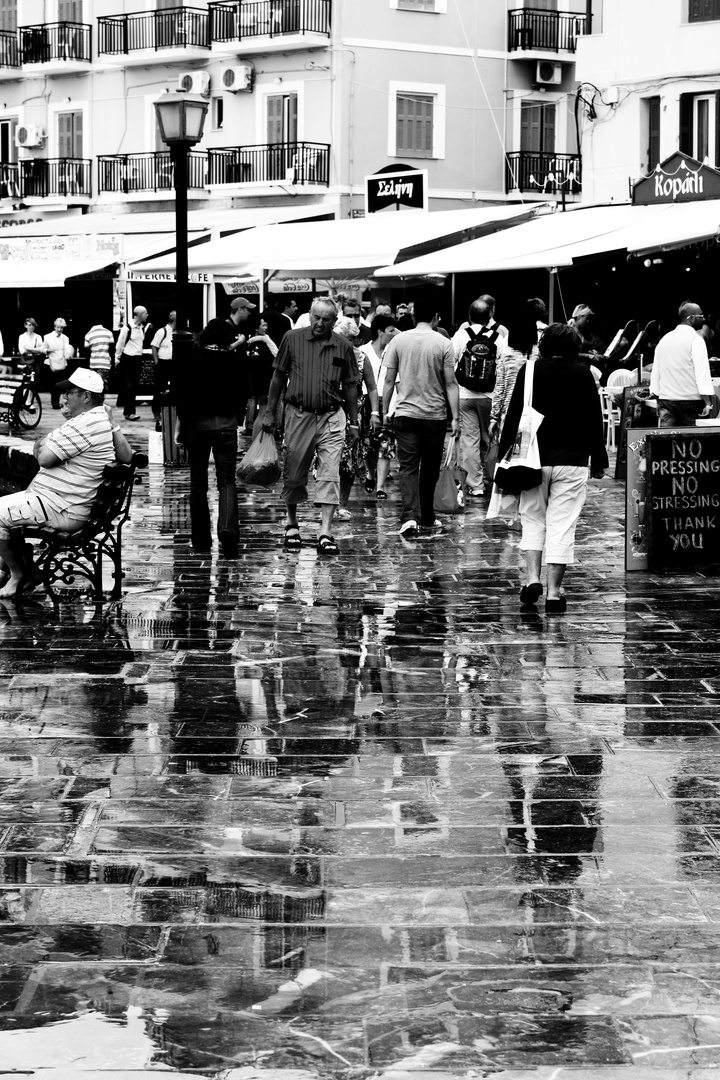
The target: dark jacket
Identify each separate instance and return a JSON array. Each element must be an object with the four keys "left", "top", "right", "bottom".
[{"left": 498, "top": 358, "right": 608, "bottom": 473}]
